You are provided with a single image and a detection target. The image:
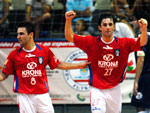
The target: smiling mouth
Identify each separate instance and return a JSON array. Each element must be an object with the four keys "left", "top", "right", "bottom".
[{"left": 106, "top": 31, "right": 110, "bottom": 33}]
